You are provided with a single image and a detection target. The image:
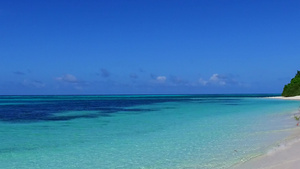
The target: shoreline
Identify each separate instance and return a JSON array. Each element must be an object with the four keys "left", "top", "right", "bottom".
[
  {"left": 234, "top": 97, "right": 300, "bottom": 169},
  {"left": 234, "top": 128, "right": 300, "bottom": 169},
  {"left": 267, "top": 96, "right": 300, "bottom": 100}
]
